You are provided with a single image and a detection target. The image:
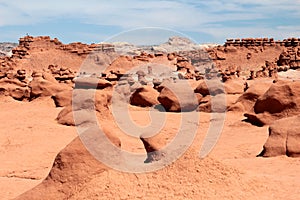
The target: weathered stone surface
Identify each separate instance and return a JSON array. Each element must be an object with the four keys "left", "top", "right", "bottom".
[
  {"left": 194, "top": 80, "right": 225, "bottom": 96},
  {"left": 198, "top": 94, "right": 238, "bottom": 113},
  {"left": 16, "top": 129, "right": 120, "bottom": 200},
  {"left": 259, "top": 115, "right": 300, "bottom": 157},
  {"left": 56, "top": 89, "right": 112, "bottom": 126},
  {"left": 224, "top": 79, "right": 245, "bottom": 95},
  {"left": 158, "top": 81, "right": 198, "bottom": 112},
  {"left": 245, "top": 80, "right": 300, "bottom": 125},
  {"left": 29, "top": 77, "right": 68, "bottom": 98},
  {"left": 130, "top": 86, "right": 159, "bottom": 107},
  {"left": 228, "top": 81, "right": 273, "bottom": 112},
  {"left": 75, "top": 77, "right": 112, "bottom": 89},
  {"left": 10, "top": 87, "right": 30, "bottom": 100},
  {"left": 52, "top": 90, "right": 72, "bottom": 107}
]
